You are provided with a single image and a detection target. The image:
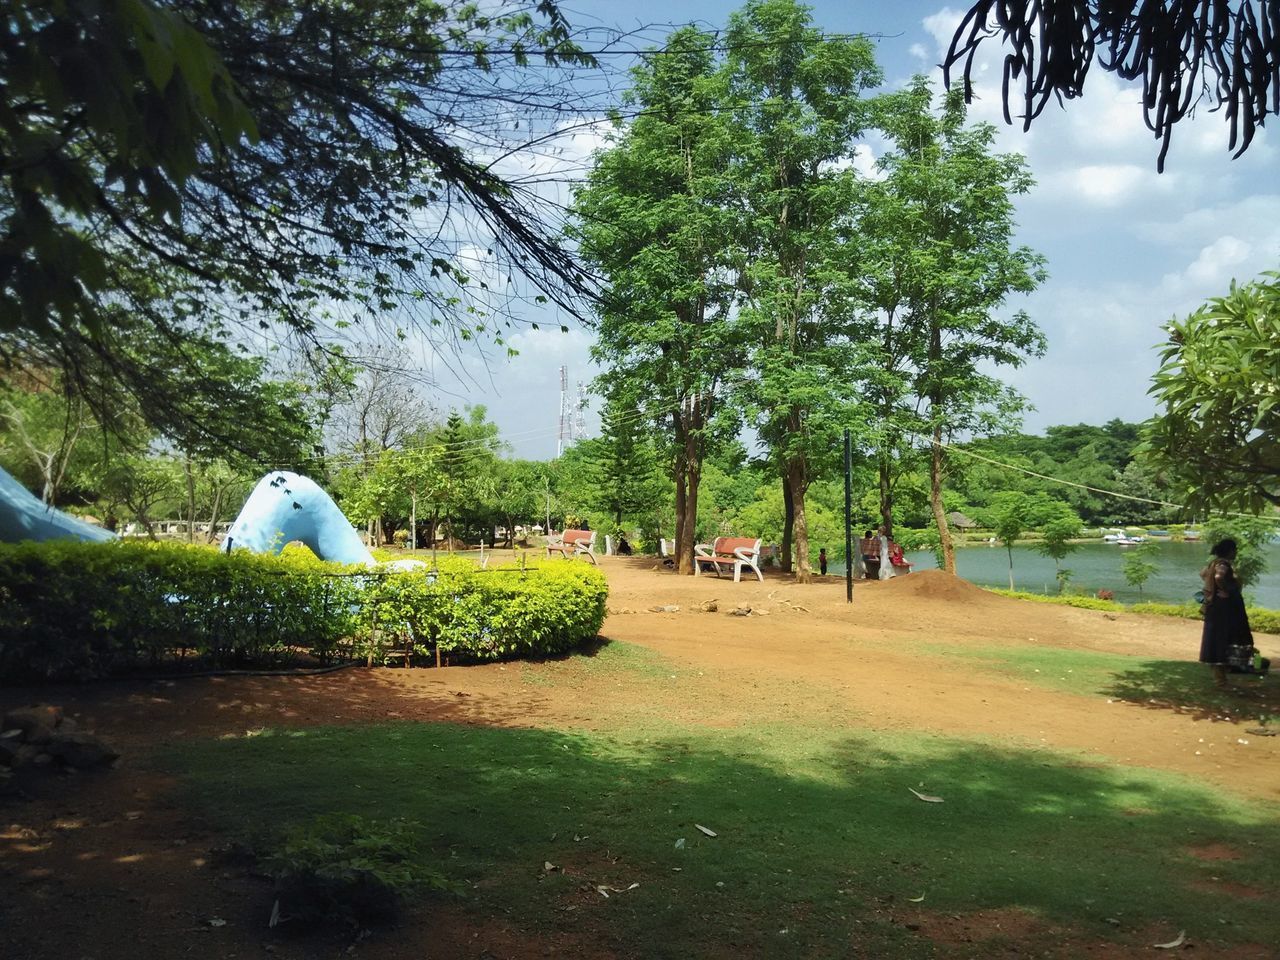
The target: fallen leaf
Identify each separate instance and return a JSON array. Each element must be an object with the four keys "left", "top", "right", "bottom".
[
  {"left": 207, "top": 918, "right": 226, "bottom": 928},
  {"left": 543, "top": 861, "right": 558, "bottom": 873},
  {"left": 1153, "top": 931, "right": 1186, "bottom": 949},
  {"left": 908, "top": 893, "right": 926, "bottom": 903},
  {"left": 674, "top": 838, "right": 686, "bottom": 850},
  {"left": 908, "top": 787, "right": 944, "bottom": 803},
  {"left": 695, "top": 823, "right": 718, "bottom": 837}
]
